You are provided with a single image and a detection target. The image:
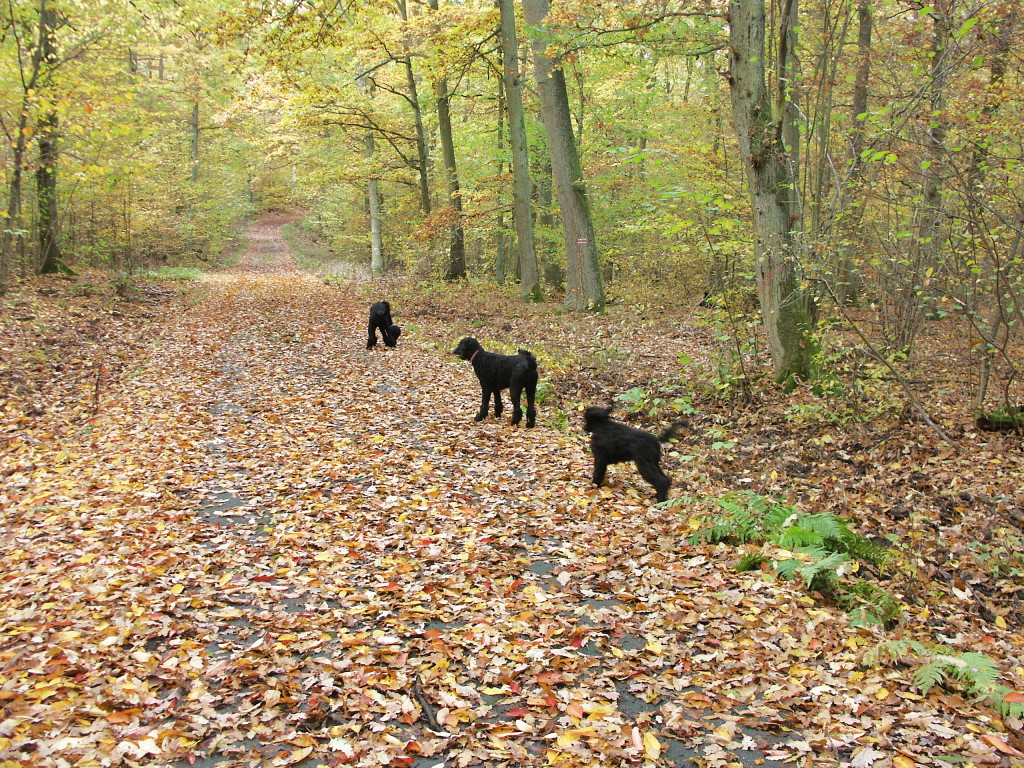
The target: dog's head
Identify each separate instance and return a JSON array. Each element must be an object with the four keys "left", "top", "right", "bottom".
[
  {"left": 452, "top": 337, "right": 481, "bottom": 360},
  {"left": 389, "top": 324, "right": 402, "bottom": 340},
  {"left": 583, "top": 406, "right": 613, "bottom": 433}
]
